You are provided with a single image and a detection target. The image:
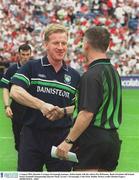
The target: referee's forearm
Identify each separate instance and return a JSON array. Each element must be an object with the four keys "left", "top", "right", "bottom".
[
  {"left": 65, "top": 105, "right": 74, "bottom": 116},
  {"left": 66, "top": 110, "right": 93, "bottom": 142}
]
